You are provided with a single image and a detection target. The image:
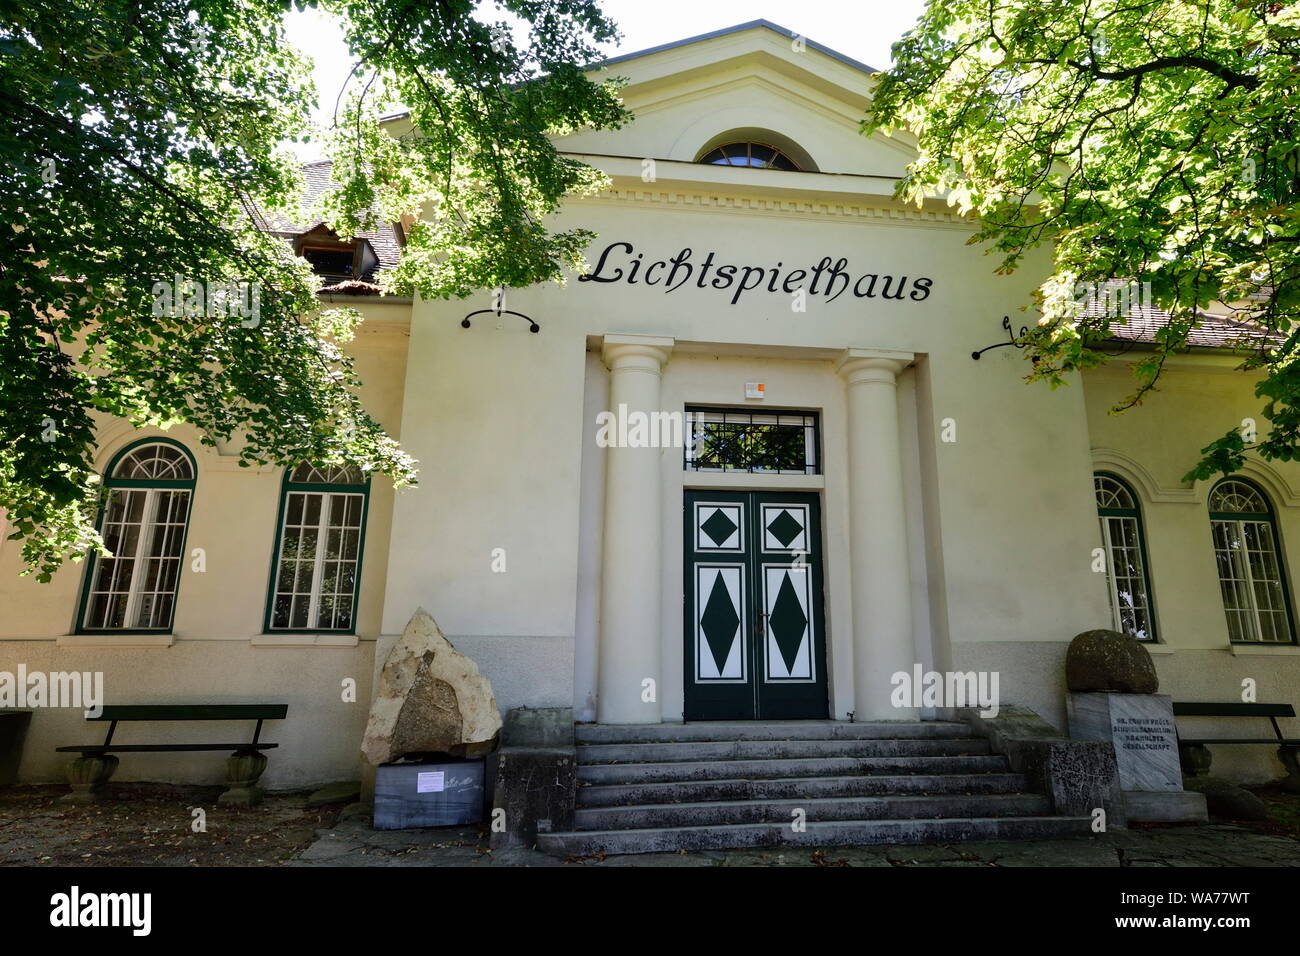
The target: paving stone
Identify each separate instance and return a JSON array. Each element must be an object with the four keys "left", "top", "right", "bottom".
[
  {"left": 286, "top": 822, "right": 1300, "bottom": 867},
  {"left": 595, "top": 852, "right": 717, "bottom": 867},
  {"left": 883, "top": 843, "right": 967, "bottom": 864}
]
